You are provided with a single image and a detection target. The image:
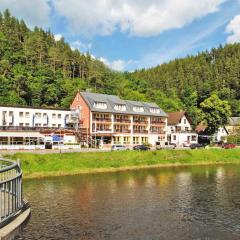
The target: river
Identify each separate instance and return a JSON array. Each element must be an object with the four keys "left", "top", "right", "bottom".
[{"left": 16, "top": 164, "right": 240, "bottom": 239}]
